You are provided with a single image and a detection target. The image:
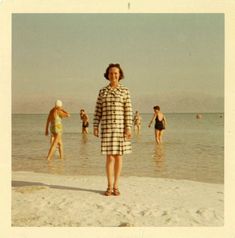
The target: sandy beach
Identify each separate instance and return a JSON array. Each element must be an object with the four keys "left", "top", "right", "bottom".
[{"left": 12, "top": 171, "right": 223, "bottom": 227}]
